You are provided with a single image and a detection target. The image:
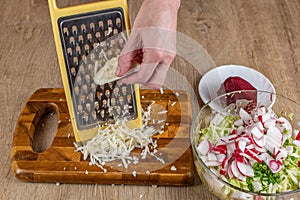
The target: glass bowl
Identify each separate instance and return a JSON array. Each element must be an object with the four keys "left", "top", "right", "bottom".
[{"left": 191, "top": 90, "right": 300, "bottom": 200}]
